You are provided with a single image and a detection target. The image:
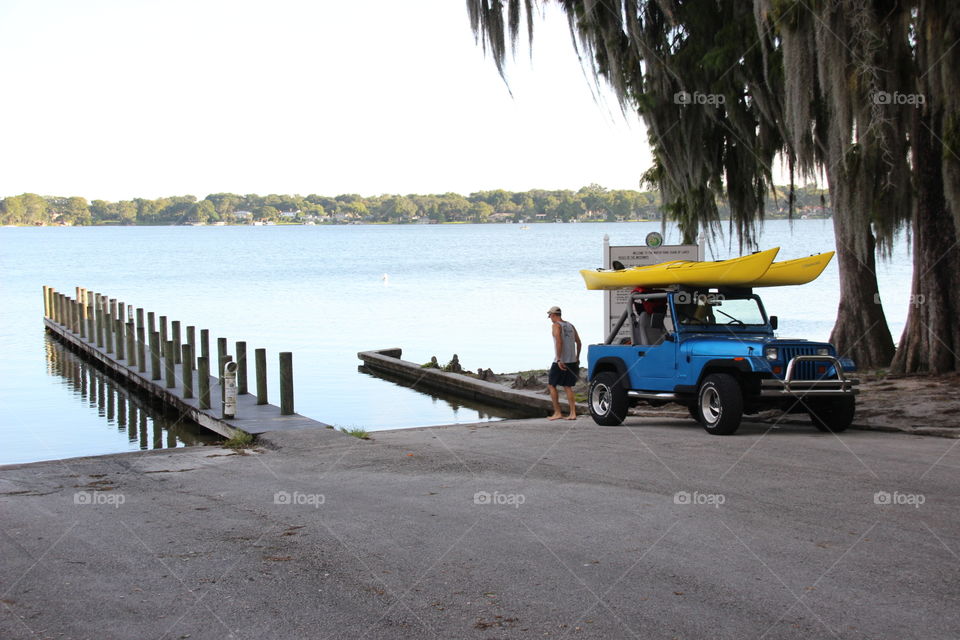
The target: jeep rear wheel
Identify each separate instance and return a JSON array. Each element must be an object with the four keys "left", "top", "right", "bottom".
[
  {"left": 696, "top": 374, "right": 743, "bottom": 435},
  {"left": 807, "top": 396, "right": 855, "bottom": 433},
  {"left": 589, "top": 372, "right": 628, "bottom": 426}
]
